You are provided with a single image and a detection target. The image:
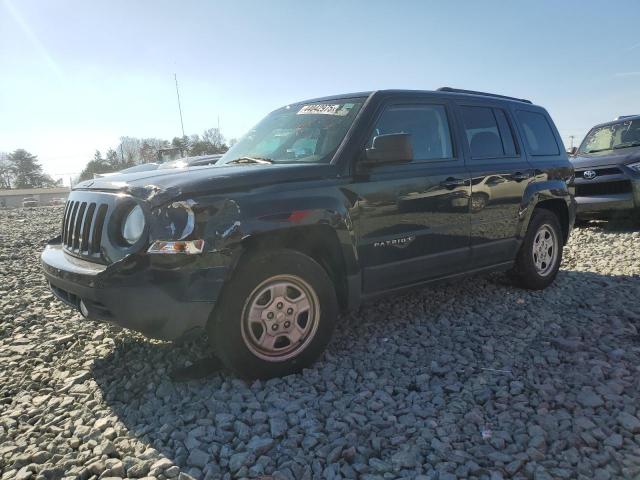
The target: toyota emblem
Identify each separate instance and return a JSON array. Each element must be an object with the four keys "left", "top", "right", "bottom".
[{"left": 583, "top": 170, "right": 597, "bottom": 180}]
